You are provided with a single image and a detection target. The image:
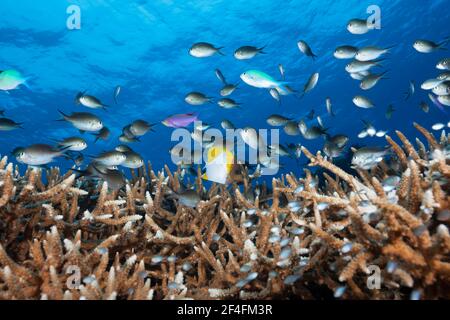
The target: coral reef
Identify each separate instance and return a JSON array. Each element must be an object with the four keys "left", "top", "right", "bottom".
[{"left": 0, "top": 124, "right": 449, "bottom": 300}]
